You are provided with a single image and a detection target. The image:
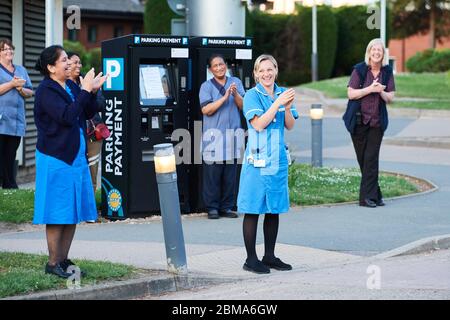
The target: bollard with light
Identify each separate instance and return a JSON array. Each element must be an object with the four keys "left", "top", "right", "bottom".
[
  {"left": 153, "top": 143, "right": 187, "bottom": 274},
  {"left": 310, "top": 104, "right": 323, "bottom": 167}
]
